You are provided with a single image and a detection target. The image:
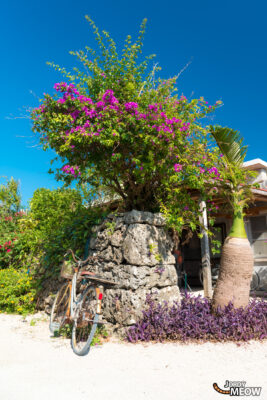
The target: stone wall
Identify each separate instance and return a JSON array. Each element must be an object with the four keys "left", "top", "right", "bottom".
[{"left": 86, "top": 210, "right": 180, "bottom": 333}]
